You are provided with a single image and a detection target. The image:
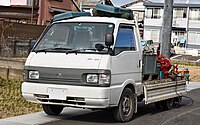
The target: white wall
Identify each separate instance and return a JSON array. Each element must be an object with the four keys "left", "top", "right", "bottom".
[
  {"left": 144, "top": 19, "right": 162, "bottom": 27},
  {"left": 126, "top": 2, "right": 145, "bottom": 11},
  {"left": 189, "top": 20, "right": 200, "bottom": 28},
  {"left": 0, "top": 0, "right": 28, "bottom": 6},
  {"left": 11, "top": 0, "right": 27, "bottom": 5},
  {"left": 0, "top": 0, "right": 10, "bottom": 6}
]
